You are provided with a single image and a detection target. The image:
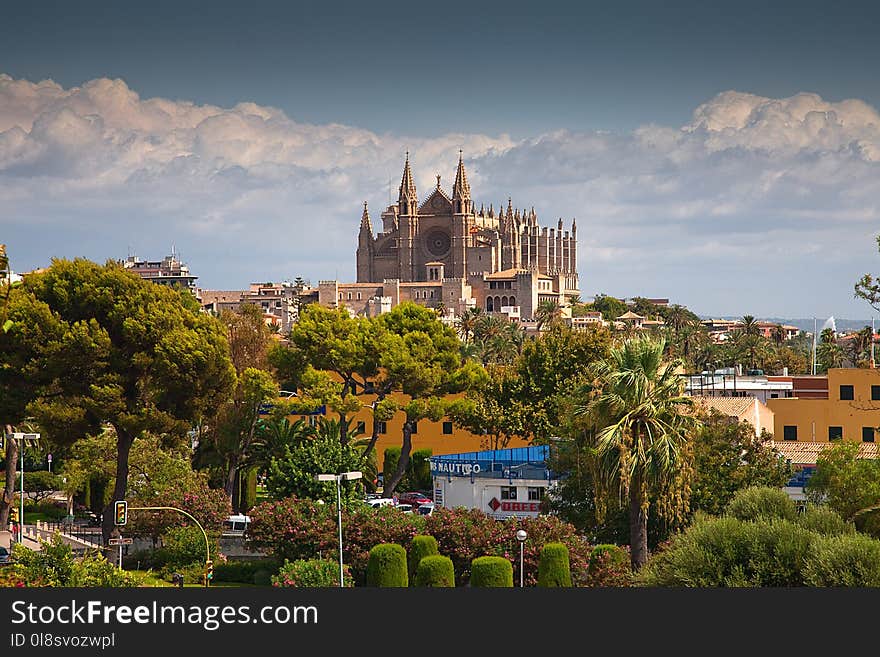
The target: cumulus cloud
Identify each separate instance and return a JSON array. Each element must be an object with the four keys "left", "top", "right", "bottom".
[{"left": 1, "top": 73, "right": 879, "bottom": 316}]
